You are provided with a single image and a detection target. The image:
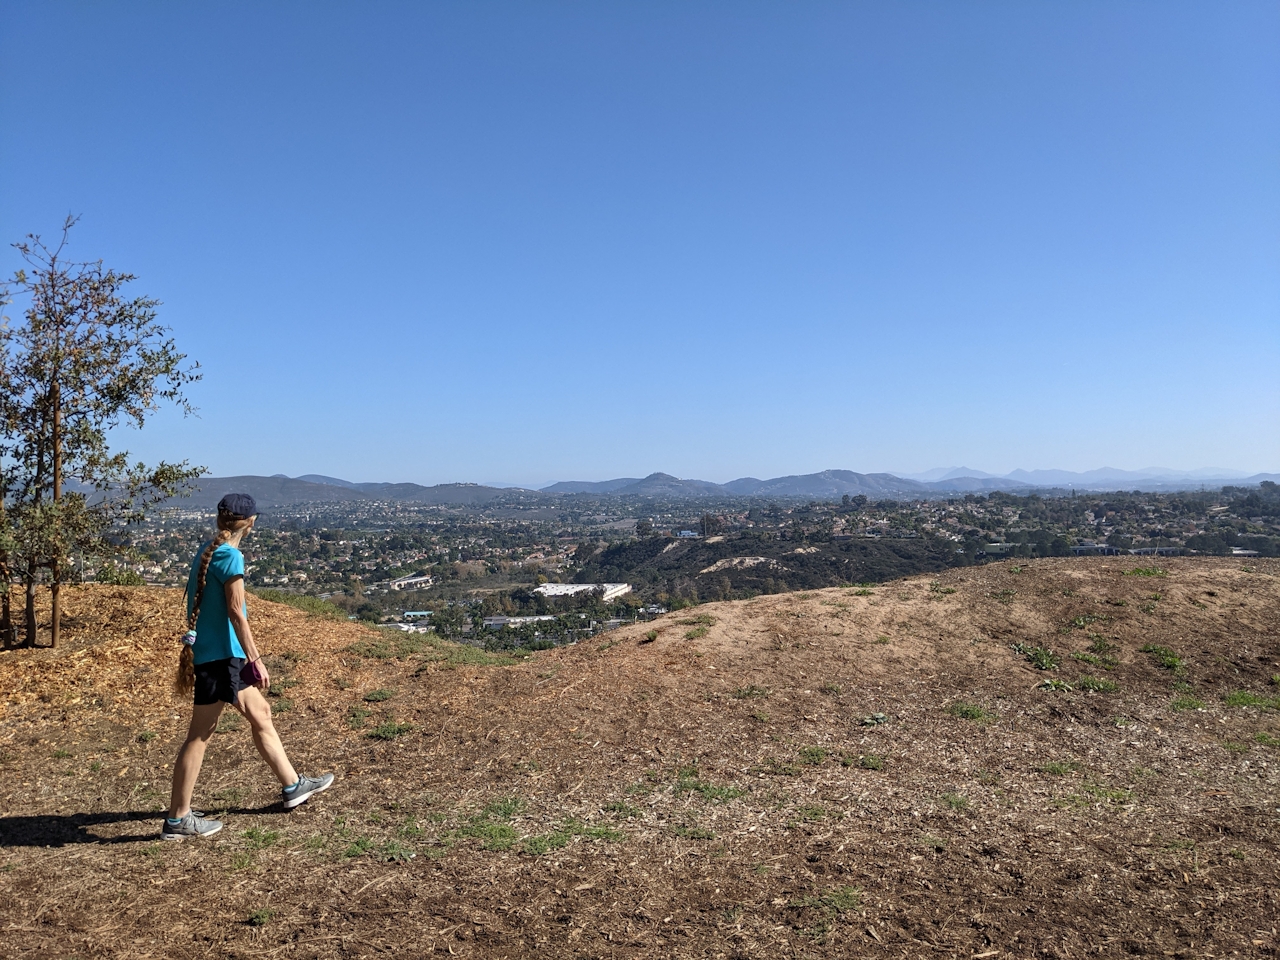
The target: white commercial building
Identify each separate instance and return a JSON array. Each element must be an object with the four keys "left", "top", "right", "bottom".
[{"left": 533, "top": 582, "right": 632, "bottom": 603}]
